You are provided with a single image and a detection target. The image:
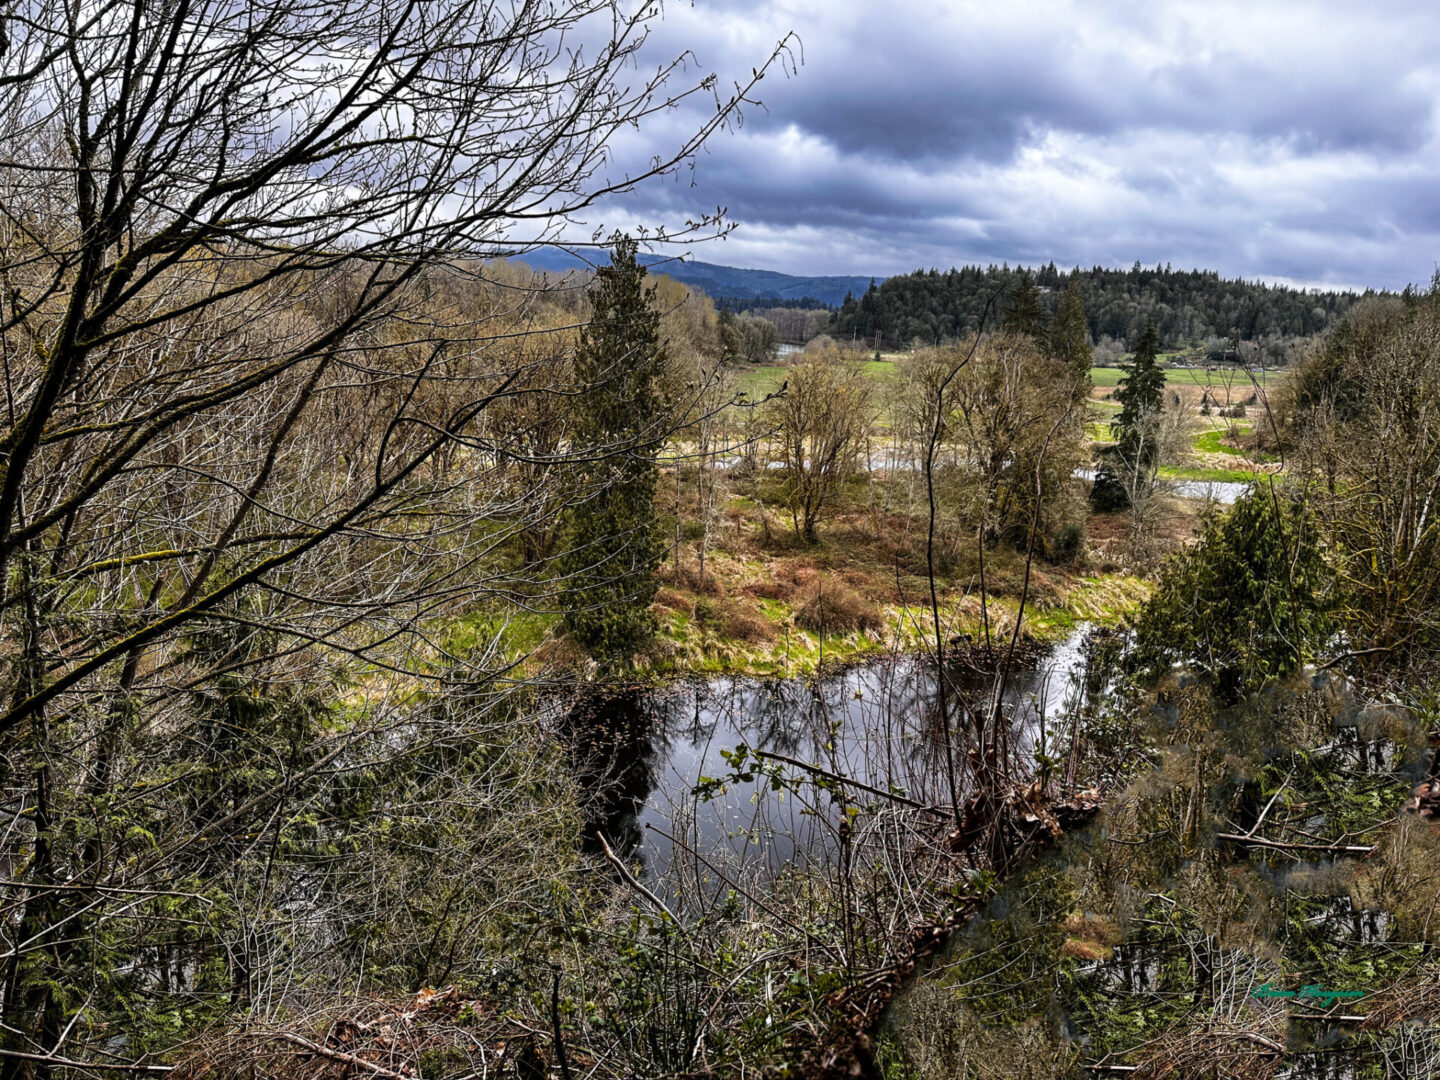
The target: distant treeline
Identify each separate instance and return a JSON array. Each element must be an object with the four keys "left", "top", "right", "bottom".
[
  {"left": 714, "top": 295, "right": 835, "bottom": 312},
  {"left": 716, "top": 301, "right": 833, "bottom": 344},
  {"left": 834, "top": 263, "right": 1373, "bottom": 352}
]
